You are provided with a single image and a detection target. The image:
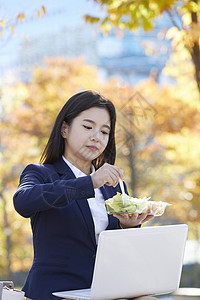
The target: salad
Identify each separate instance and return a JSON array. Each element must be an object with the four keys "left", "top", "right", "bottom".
[{"left": 105, "top": 192, "right": 171, "bottom": 216}]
